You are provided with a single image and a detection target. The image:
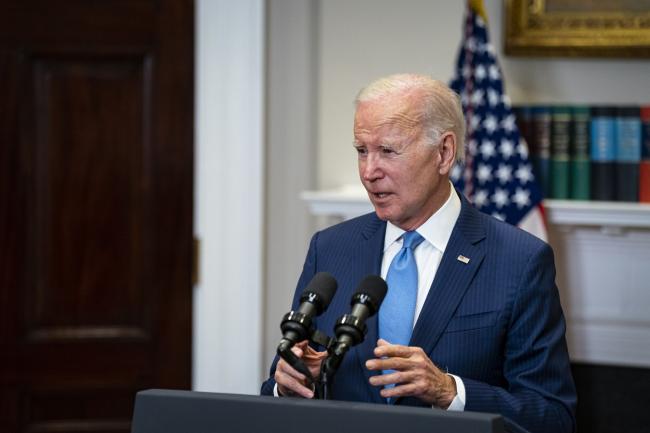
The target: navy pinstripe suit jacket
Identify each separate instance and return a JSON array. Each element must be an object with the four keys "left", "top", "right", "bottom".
[{"left": 262, "top": 194, "right": 576, "bottom": 433}]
